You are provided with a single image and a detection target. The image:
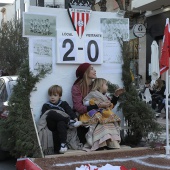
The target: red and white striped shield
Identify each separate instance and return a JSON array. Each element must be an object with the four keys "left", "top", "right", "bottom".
[{"left": 68, "top": 8, "right": 91, "bottom": 38}]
